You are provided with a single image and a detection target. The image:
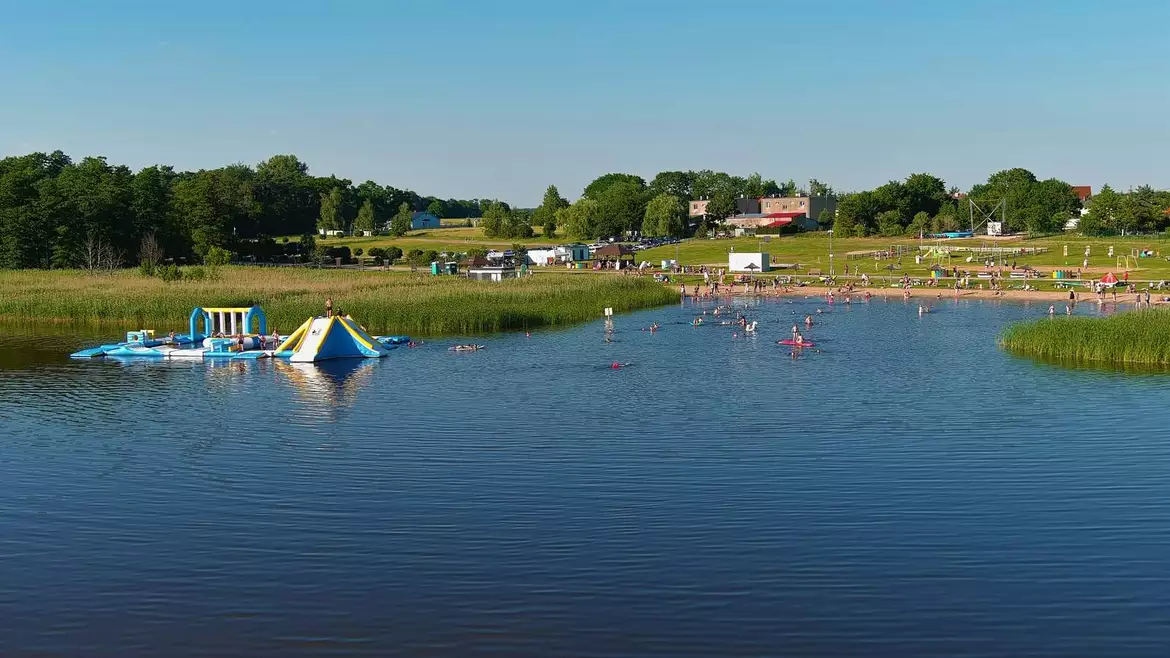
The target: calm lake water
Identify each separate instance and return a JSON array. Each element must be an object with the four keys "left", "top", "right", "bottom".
[{"left": 2, "top": 297, "right": 1168, "bottom": 657}]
